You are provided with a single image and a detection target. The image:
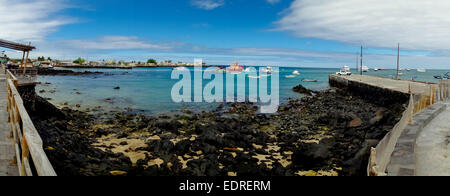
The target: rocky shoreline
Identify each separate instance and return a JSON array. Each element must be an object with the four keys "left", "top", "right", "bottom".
[
  {"left": 37, "top": 68, "right": 103, "bottom": 76},
  {"left": 18, "top": 85, "right": 408, "bottom": 176}
]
